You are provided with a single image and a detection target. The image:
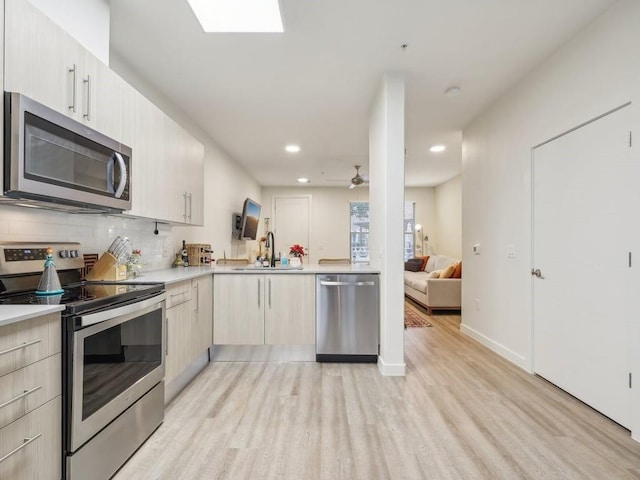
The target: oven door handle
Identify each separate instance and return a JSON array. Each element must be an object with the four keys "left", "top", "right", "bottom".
[{"left": 78, "top": 292, "right": 166, "bottom": 327}]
